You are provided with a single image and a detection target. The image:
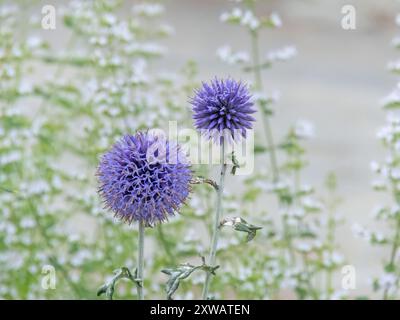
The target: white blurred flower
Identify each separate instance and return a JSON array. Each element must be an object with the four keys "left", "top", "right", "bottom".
[
  {"left": 270, "top": 12, "right": 282, "bottom": 28},
  {"left": 71, "top": 249, "right": 92, "bottom": 267},
  {"left": 18, "top": 81, "right": 33, "bottom": 94},
  {"left": 103, "top": 13, "right": 116, "bottom": 25},
  {"left": 51, "top": 175, "right": 63, "bottom": 189},
  {"left": 392, "top": 36, "right": 400, "bottom": 48},
  {"left": 220, "top": 7, "right": 243, "bottom": 22},
  {"left": 0, "top": 151, "right": 21, "bottom": 165},
  {"left": 0, "top": 4, "right": 17, "bottom": 17},
  {"left": 323, "top": 251, "right": 344, "bottom": 267},
  {"left": 266, "top": 46, "right": 297, "bottom": 63},
  {"left": 241, "top": 10, "right": 260, "bottom": 30},
  {"left": 20, "top": 217, "right": 36, "bottom": 229},
  {"left": 370, "top": 161, "right": 380, "bottom": 173},
  {"left": 132, "top": 3, "right": 164, "bottom": 17},
  {"left": 217, "top": 45, "right": 249, "bottom": 65},
  {"left": 253, "top": 90, "right": 280, "bottom": 105},
  {"left": 391, "top": 168, "right": 400, "bottom": 180},
  {"left": 22, "top": 180, "right": 51, "bottom": 195},
  {"left": 381, "top": 84, "right": 400, "bottom": 107},
  {"left": 387, "top": 60, "right": 400, "bottom": 73},
  {"left": 302, "top": 197, "right": 324, "bottom": 211},
  {"left": 379, "top": 273, "right": 397, "bottom": 291},
  {"left": 294, "top": 119, "right": 315, "bottom": 139},
  {"left": 26, "top": 36, "right": 42, "bottom": 49},
  {"left": 295, "top": 242, "right": 312, "bottom": 253},
  {"left": 352, "top": 223, "right": 371, "bottom": 241}
]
